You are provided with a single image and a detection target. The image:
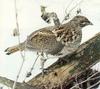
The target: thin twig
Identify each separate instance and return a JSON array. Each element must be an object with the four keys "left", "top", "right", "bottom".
[
  {"left": 87, "top": 81, "right": 100, "bottom": 89},
  {"left": 23, "top": 53, "right": 39, "bottom": 82},
  {"left": 90, "top": 75, "right": 100, "bottom": 81},
  {"left": 68, "top": 0, "right": 84, "bottom": 14},
  {"left": 12, "top": 0, "right": 26, "bottom": 89},
  {"left": 62, "top": 0, "right": 84, "bottom": 23},
  {"left": 70, "top": 72, "right": 99, "bottom": 89},
  {"left": 65, "top": 0, "right": 76, "bottom": 14}
]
